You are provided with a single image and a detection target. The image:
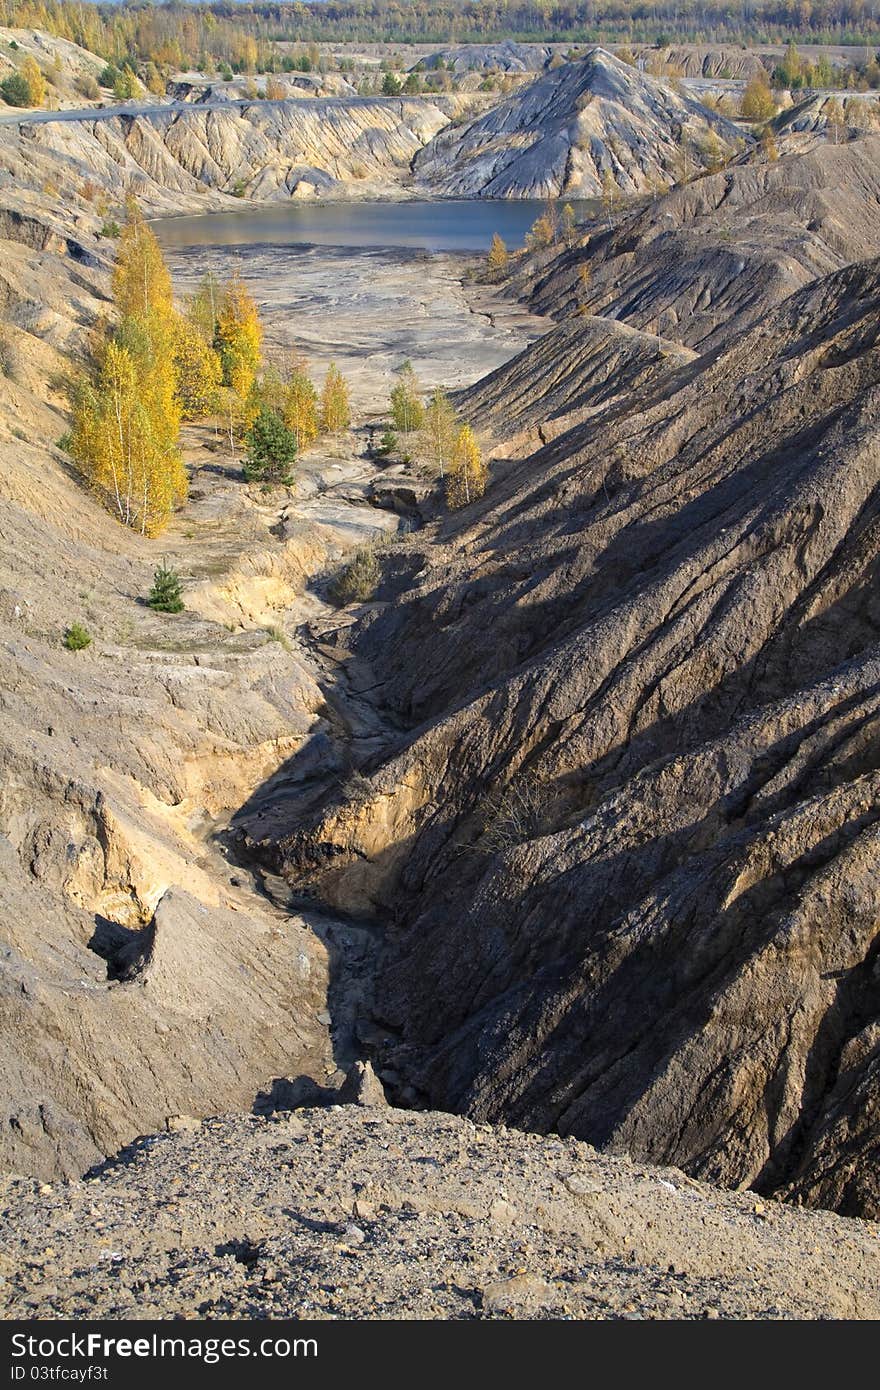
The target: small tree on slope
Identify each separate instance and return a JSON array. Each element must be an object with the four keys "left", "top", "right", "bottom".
[
  {"left": 446, "top": 424, "right": 487, "bottom": 509},
  {"left": 243, "top": 406, "right": 297, "bottom": 486},
  {"left": 148, "top": 561, "right": 185, "bottom": 613}
]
